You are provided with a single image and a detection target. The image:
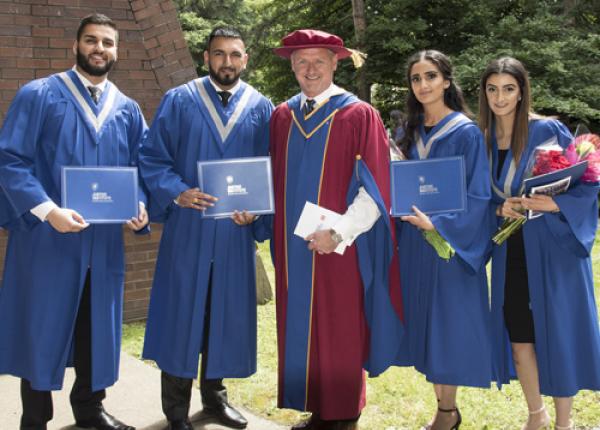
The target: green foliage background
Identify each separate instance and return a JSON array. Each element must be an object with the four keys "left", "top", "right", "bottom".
[{"left": 174, "top": 0, "right": 600, "bottom": 131}]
